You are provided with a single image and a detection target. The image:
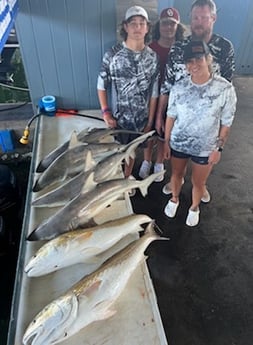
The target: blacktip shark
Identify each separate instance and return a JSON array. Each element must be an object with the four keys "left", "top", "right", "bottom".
[
  {"left": 27, "top": 169, "right": 164, "bottom": 241},
  {"left": 32, "top": 130, "right": 155, "bottom": 193},
  {"left": 32, "top": 131, "right": 155, "bottom": 207},
  {"left": 36, "top": 127, "right": 144, "bottom": 173},
  {"left": 32, "top": 140, "right": 122, "bottom": 193}
]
